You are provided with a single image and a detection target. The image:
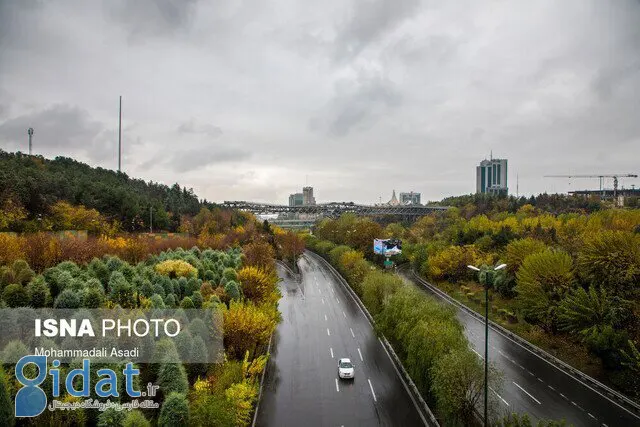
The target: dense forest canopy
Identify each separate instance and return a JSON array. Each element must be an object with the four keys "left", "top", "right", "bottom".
[{"left": 0, "top": 150, "right": 204, "bottom": 232}]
